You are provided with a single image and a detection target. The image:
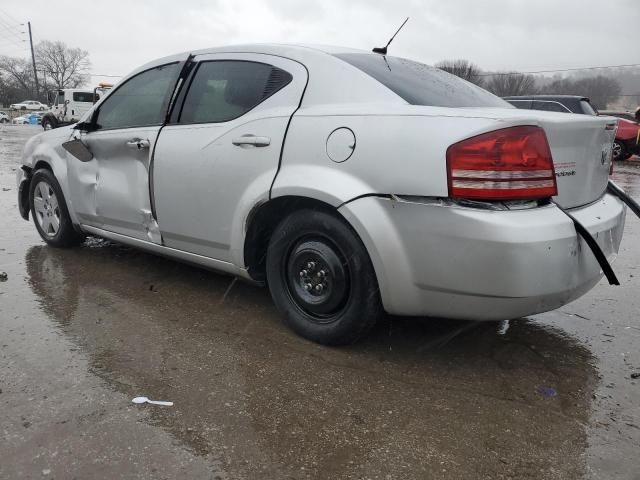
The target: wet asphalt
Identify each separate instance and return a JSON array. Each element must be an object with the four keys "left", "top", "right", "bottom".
[{"left": 0, "top": 125, "right": 638, "bottom": 479}]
